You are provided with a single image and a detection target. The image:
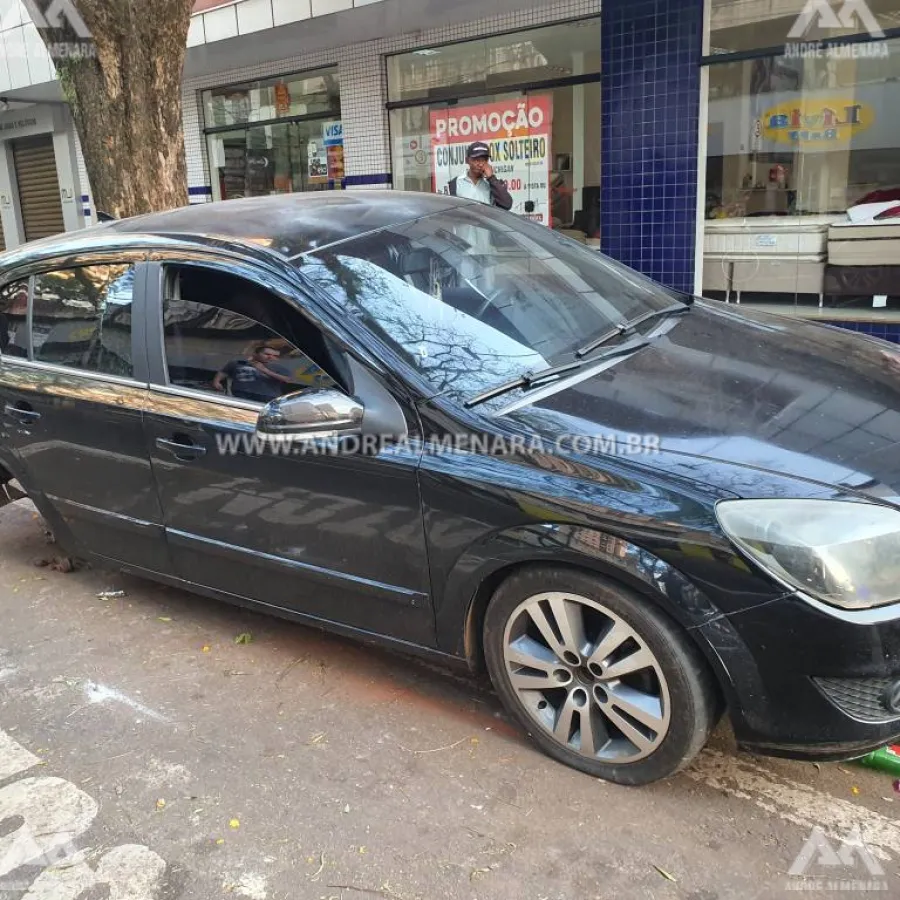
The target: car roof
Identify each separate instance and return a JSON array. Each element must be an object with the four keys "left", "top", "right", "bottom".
[
  {"left": 108, "top": 190, "right": 471, "bottom": 257},
  {"left": 0, "top": 191, "right": 476, "bottom": 275}
]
